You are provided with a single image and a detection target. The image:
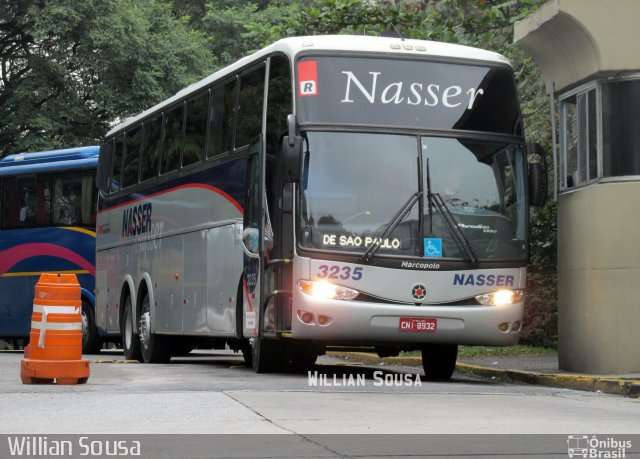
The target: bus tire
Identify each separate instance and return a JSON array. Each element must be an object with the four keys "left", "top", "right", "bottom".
[
  {"left": 139, "top": 293, "right": 170, "bottom": 364},
  {"left": 251, "top": 337, "right": 276, "bottom": 373},
  {"left": 235, "top": 282, "right": 253, "bottom": 368},
  {"left": 289, "top": 347, "right": 318, "bottom": 372},
  {"left": 121, "top": 295, "right": 142, "bottom": 361},
  {"left": 240, "top": 340, "right": 253, "bottom": 368},
  {"left": 81, "top": 299, "right": 102, "bottom": 354},
  {"left": 421, "top": 343, "right": 458, "bottom": 381}
]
